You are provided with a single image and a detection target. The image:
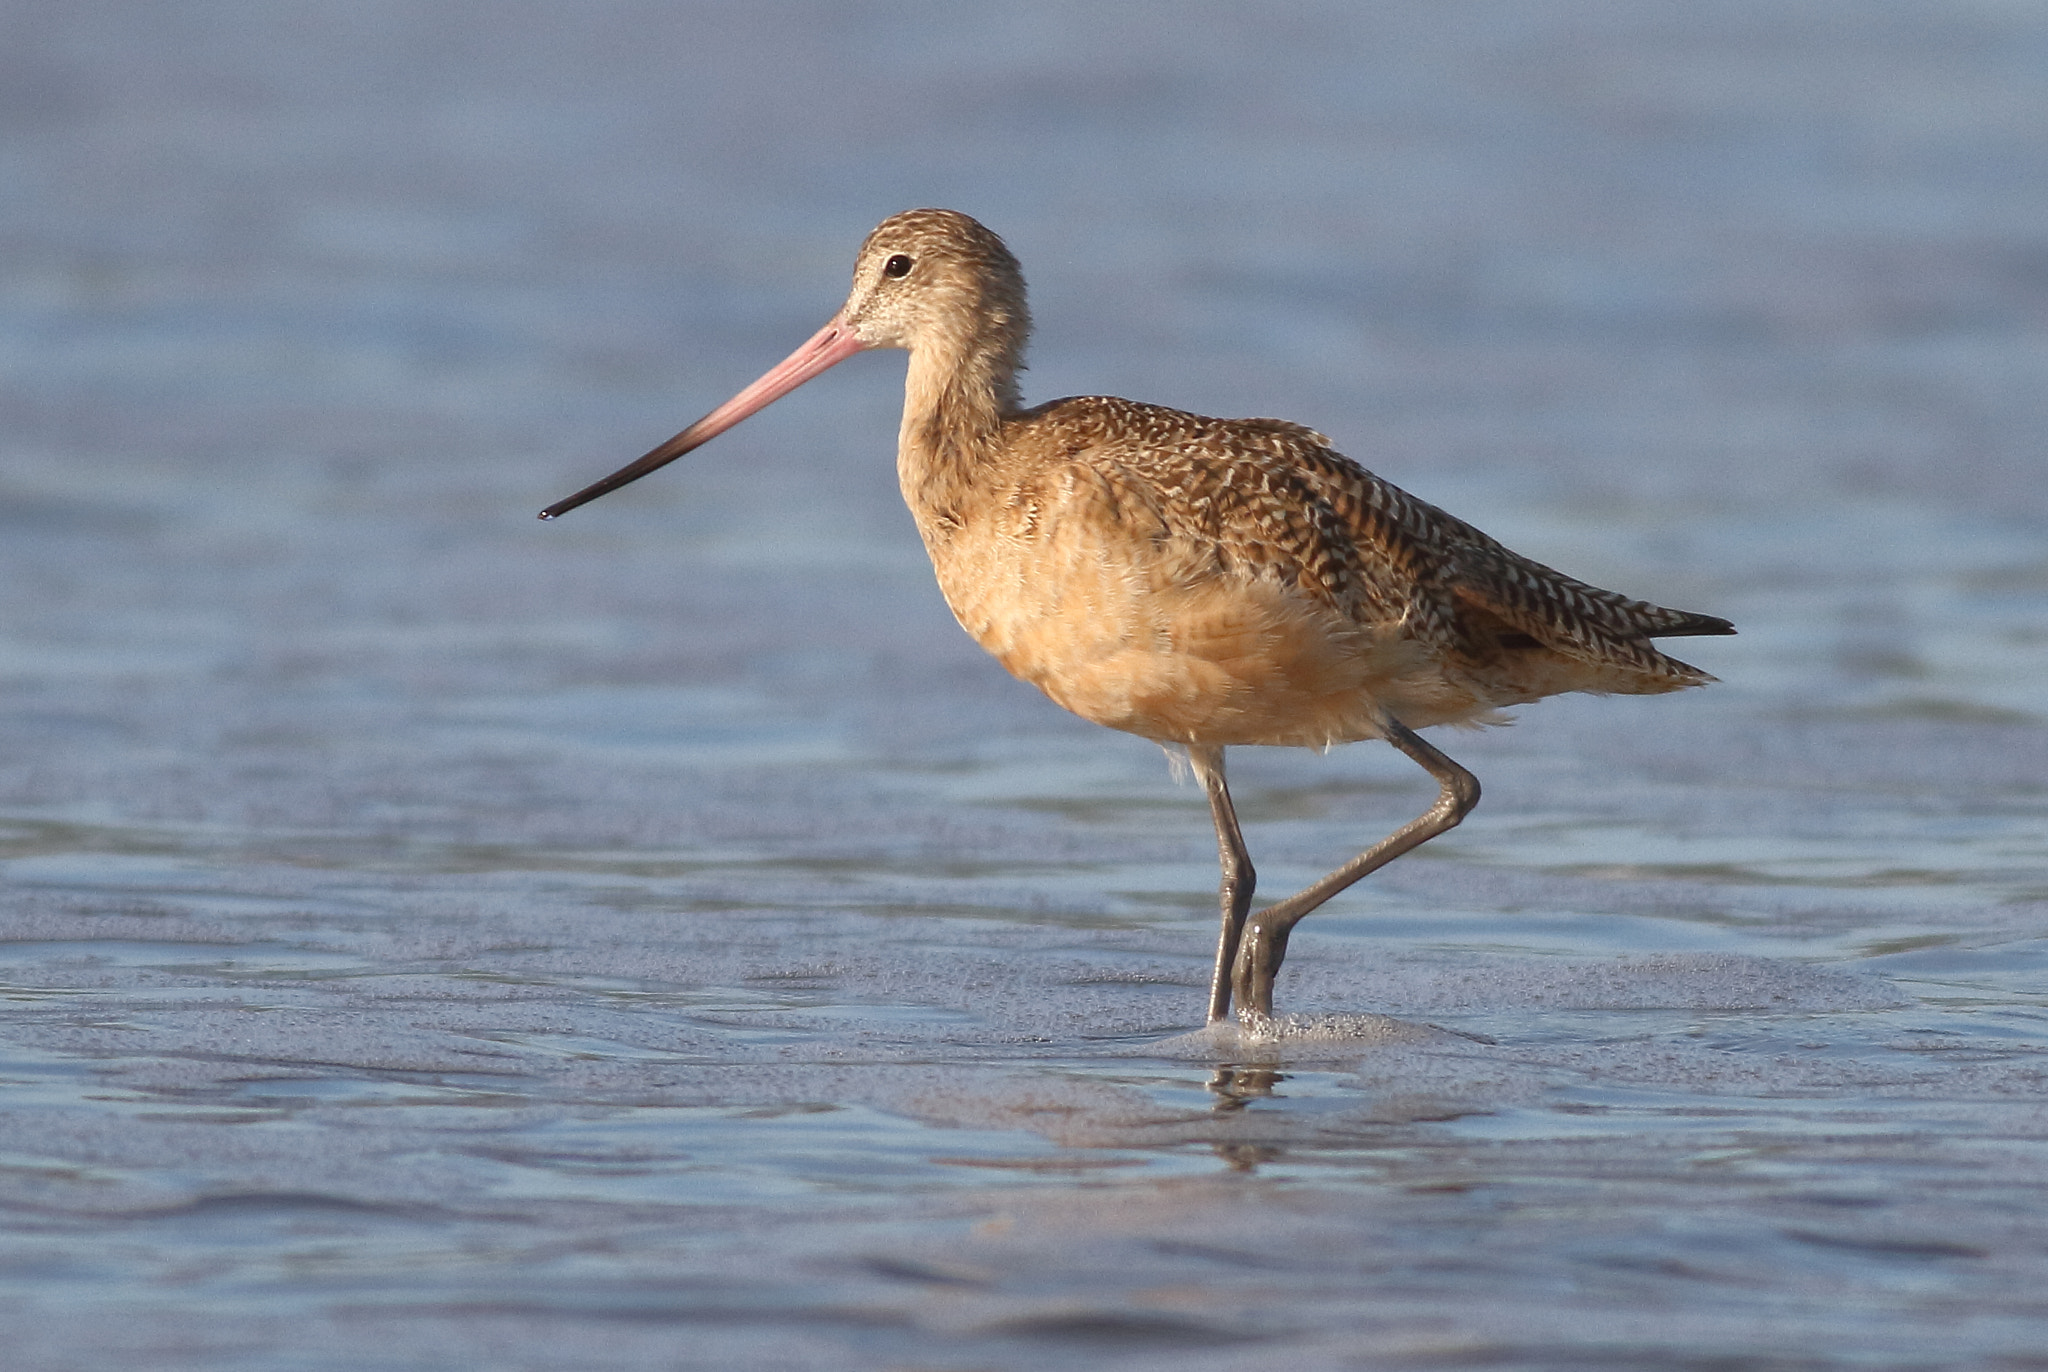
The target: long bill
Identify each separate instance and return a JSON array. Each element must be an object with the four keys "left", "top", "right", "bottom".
[{"left": 539, "top": 315, "right": 870, "bottom": 520}]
